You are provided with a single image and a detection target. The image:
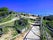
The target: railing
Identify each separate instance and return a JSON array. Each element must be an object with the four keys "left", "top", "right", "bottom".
[
  {"left": 40, "top": 16, "right": 52, "bottom": 40},
  {"left": 23, "top": 16, "right": 52, "bottom": 40},
  {"left": 40, "top": 24, "right": 52, "bottom": 40},
  {"left": 46, "top": 24, "right": 53, "bottom": 32},
  {"left": 23, "top": 27, "right": 32, "bottom": 40}
]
